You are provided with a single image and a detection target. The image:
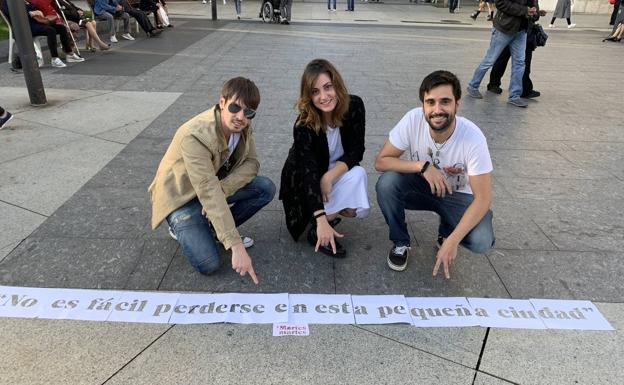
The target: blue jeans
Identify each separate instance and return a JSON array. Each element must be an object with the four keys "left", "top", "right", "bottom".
[
  {"left": 346, "top": 0, "right": 354, "bottom": 10},
  {"left": 166, "top": 176, "right": 276, "bottom": 274},
  {"left": 235, "top": 0, "right": 241, "bottom": 15},
  {"left": 328, "top": 0, "right": 336, "bottom": 9},
  {"left": 375, "top": 172, "right": 495, "bottom": 253},
  {"left": 468, "top": 28, "right": 527, "bottom": 100}
]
